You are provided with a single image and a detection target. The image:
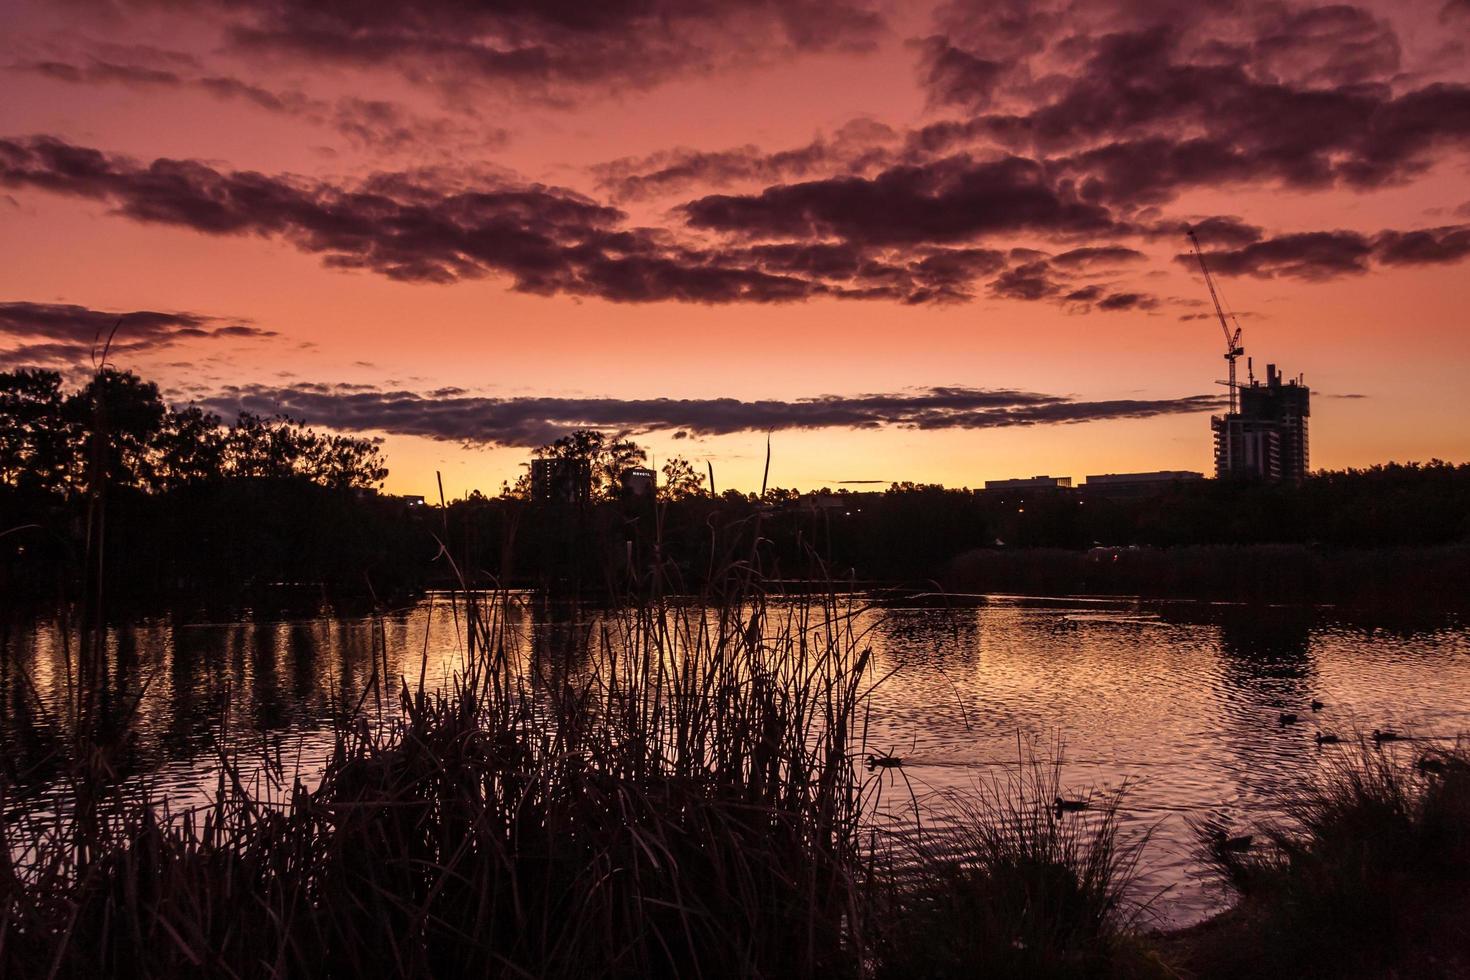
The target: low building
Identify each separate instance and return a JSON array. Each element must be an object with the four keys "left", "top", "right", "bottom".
[
  {"left": 983, "top": 475, "right": 1073, "bottom": 491},
  {"left": 798, "top": 492, "right": 849, "bottom": 514},
  {"left": 1081, "top": 471, "right": 1203, "bottom": 499}
]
